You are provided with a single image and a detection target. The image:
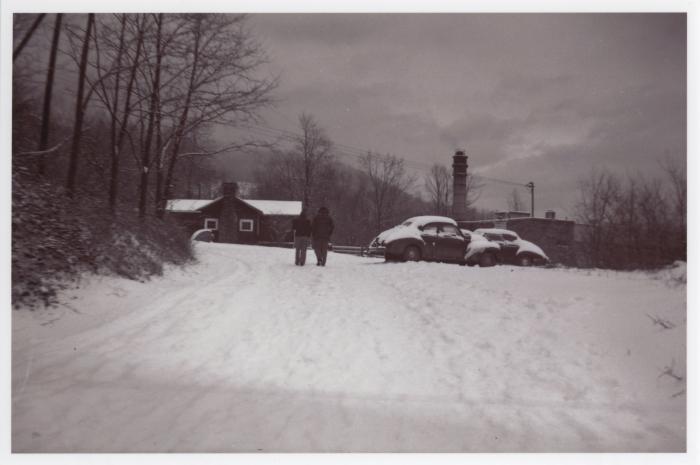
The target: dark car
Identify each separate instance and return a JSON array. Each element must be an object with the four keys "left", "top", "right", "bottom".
[{"left": 368, "top": 216, "right": 473, "bottom": 264}]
